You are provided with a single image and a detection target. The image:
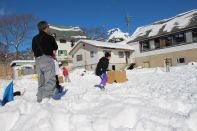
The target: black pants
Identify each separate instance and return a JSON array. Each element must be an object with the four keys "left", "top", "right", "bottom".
[{"left": 13, "top": 91, "right": 21, "bottom": 96}]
